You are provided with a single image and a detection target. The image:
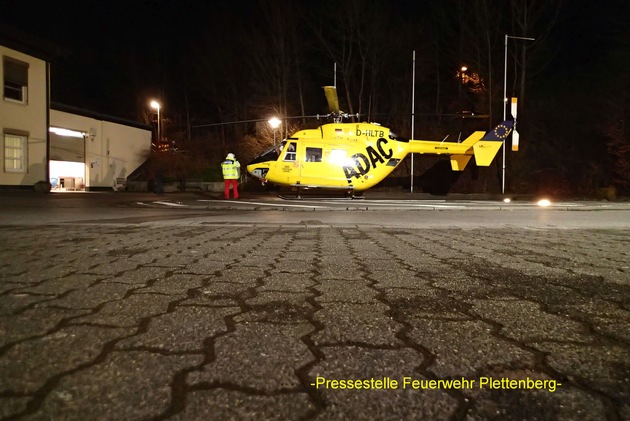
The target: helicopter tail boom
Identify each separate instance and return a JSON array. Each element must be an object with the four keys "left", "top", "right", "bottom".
[{"left": 407, "top": 120, "right": 512, "bottom": 171}]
